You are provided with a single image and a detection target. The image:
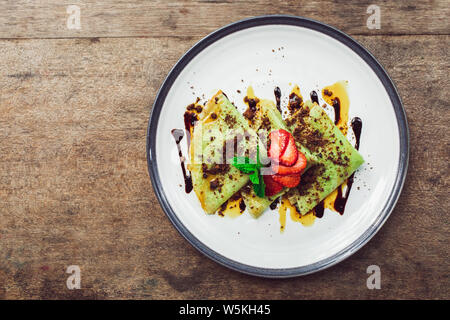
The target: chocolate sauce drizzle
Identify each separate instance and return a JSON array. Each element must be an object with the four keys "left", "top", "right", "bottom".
[
  {"left": 333, "top": 117, "right": 363, "bottom": 215},
  {"left": 310, "top": 90, "right": 319, "bottom": 105},
  {"left": 314, "top": 200, "right": 325, "bottom": 218},
  {"left": 239, "top": 197, "right": 246, "bottom": 212},
  {"left": 244, "top": 96, "right": 258, "bottom": 110},
  {"left": 332, "top": 97, "right": 341, "bottom": 124},
  {"left": 171, "top": 129, "right": 193, "bottom": 193},
  {"left": 183, "top": 111, "right": 197, "bottom": 150},
  {"left": 274, "top": 87, "right": 282, "bottom": 113},
  {"left": 270, "top": 197, "right": 280, "bottom": 210},
  {"left": 351, "top": 117, "right": 362, "bottom": 150}
]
